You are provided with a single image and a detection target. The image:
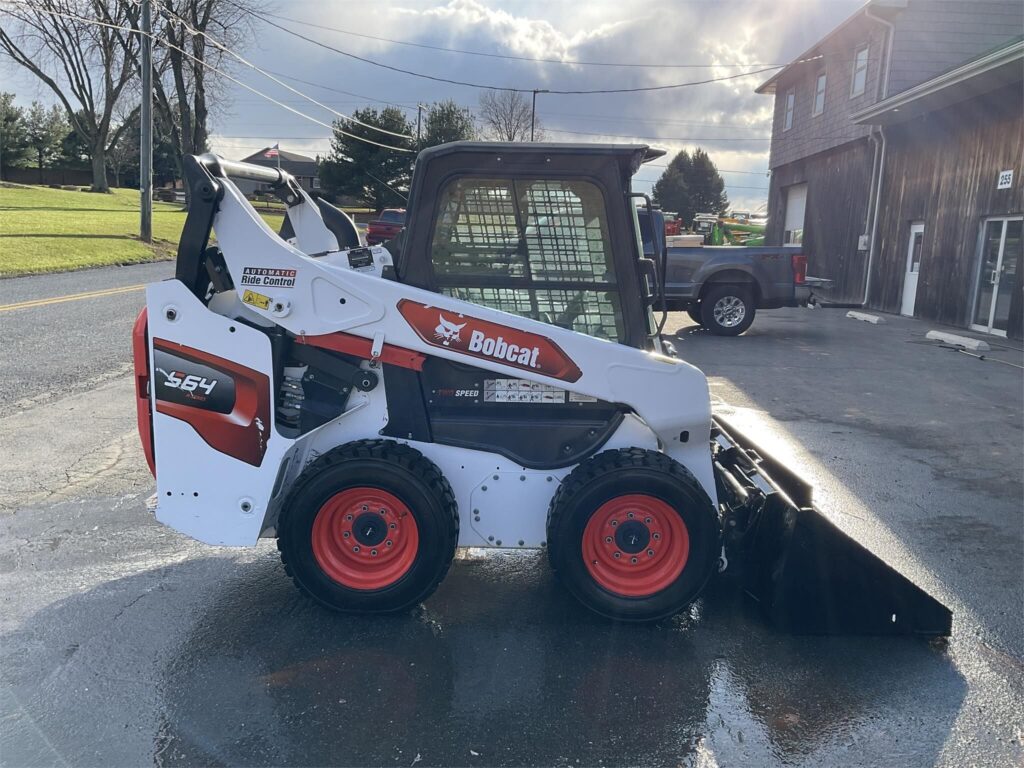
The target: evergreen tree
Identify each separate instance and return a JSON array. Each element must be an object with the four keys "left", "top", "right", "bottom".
[
  {"left": 421, "top": 100, "right": 475, "bottom": 149},
  {"left": 24, "top": 101, "right": 67, "bottom": 174},
  {"left": 0, "top": 93, "right": 30, "bottom": 175},
  {"left": 652, "top": 148, "right": 729, "bottom": 227},
  {"left": 319, "top": 108, "right": 415, "bottom": 210}
]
